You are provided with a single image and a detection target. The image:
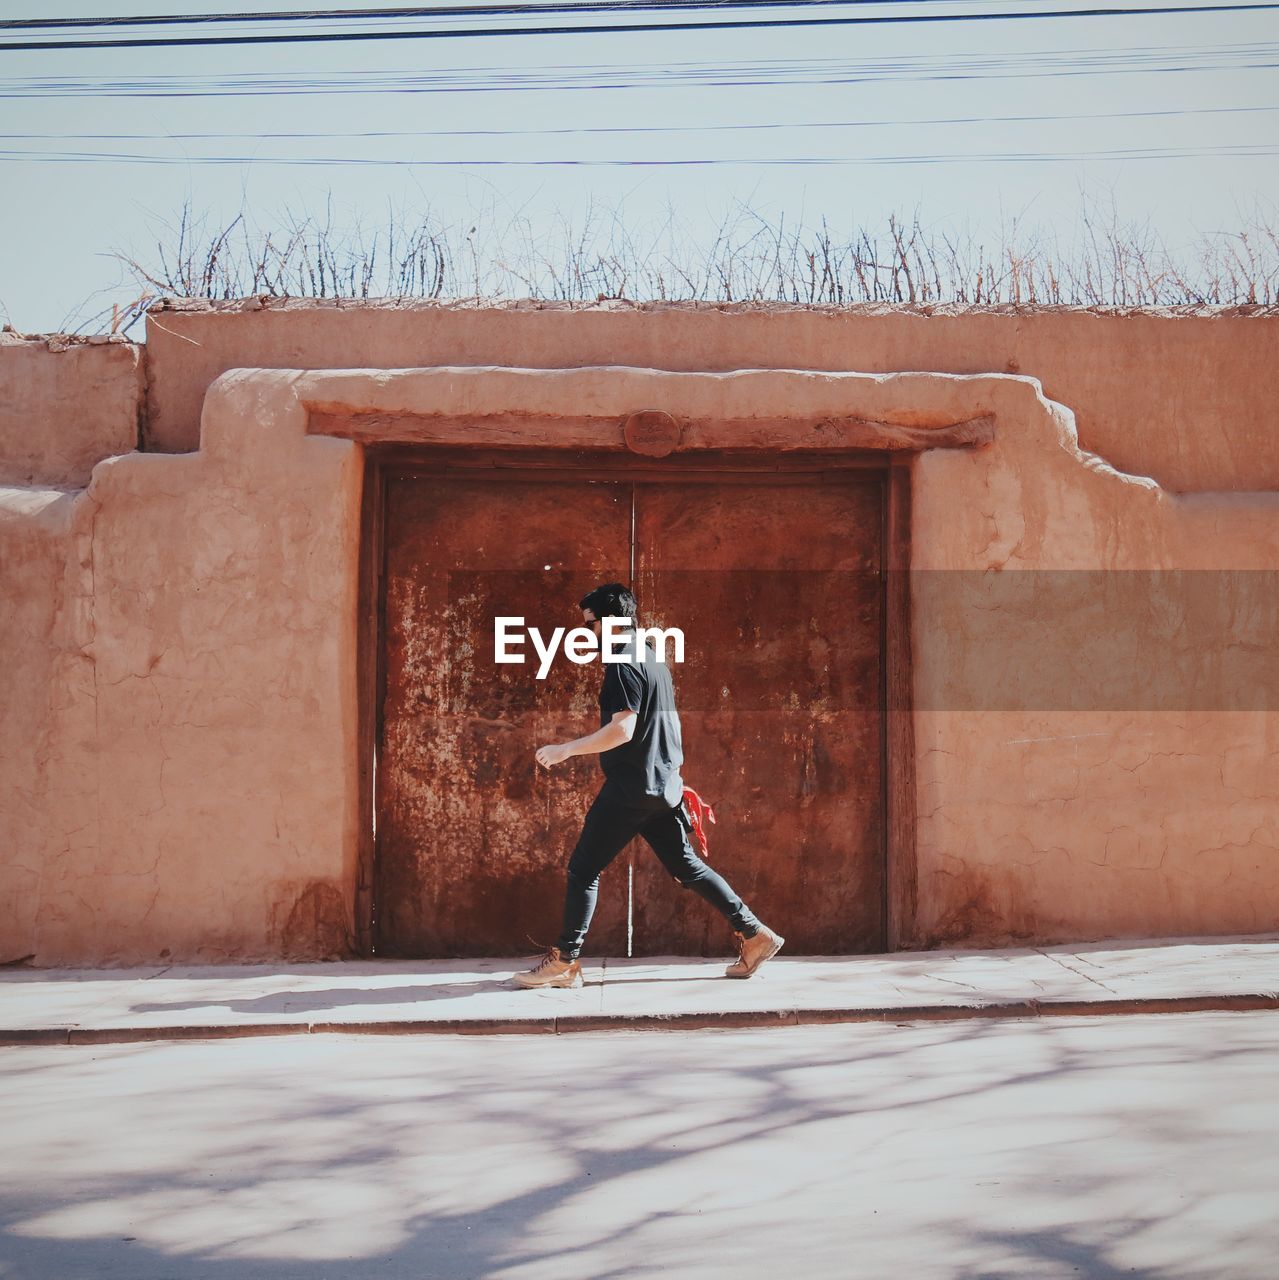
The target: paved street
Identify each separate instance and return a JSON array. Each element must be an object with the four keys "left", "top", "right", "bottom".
[{"left": 2, "top": 1011, "right": 1277, "bottom": 1279}]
